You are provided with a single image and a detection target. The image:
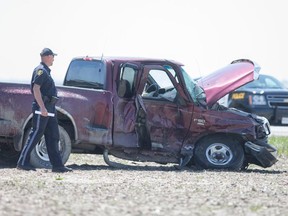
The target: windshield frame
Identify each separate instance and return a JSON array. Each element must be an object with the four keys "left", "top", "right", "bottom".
[{"left": 180, "top": 66, "right": 206, "bottom": 105}]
